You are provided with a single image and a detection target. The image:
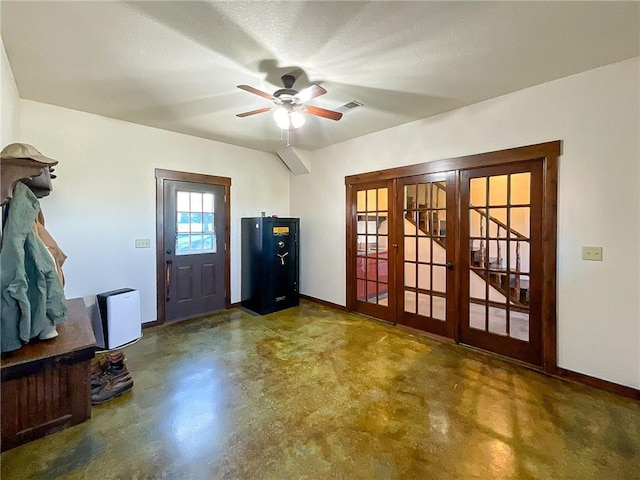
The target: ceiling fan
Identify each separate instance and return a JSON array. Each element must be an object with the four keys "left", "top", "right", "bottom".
[{"left": 236, "top": 74, "right": 342, "bottom": 129}]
